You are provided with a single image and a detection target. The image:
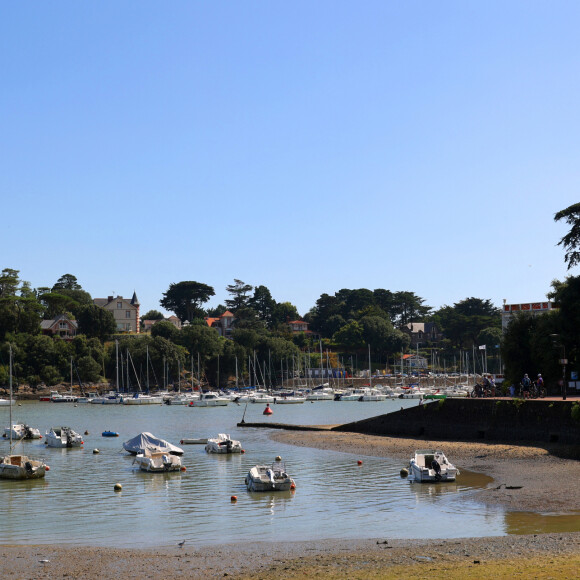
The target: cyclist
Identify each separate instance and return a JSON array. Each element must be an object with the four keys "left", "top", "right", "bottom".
[
  {"left": 521, "top": 373, "right": 531, "bottom": 398},
  {"left": 536, "top": 374, "right": 545, "bottom": 397}
]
